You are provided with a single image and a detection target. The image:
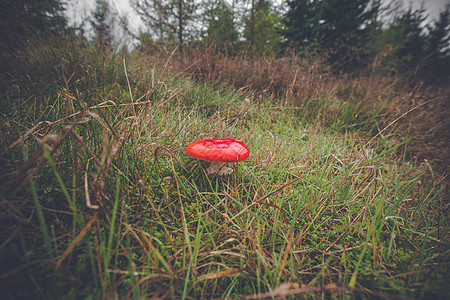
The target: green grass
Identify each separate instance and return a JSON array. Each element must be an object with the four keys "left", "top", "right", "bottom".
[{"left": 0, "top": 42, "right": 448, "bottom": 299}]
